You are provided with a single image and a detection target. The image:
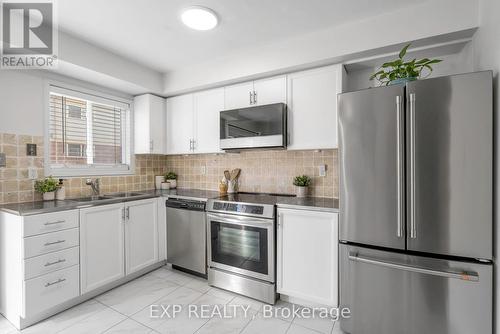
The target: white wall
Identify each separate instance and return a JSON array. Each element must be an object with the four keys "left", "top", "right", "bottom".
[
  {"left": 163, "top": 0, "right": 479, "bottom": 95},
  {"left": 0, "top": 70, "right": 133, "bottom": 136},
  {"left": 472, "top": 0, "right": 500, "bottom": 332}
]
